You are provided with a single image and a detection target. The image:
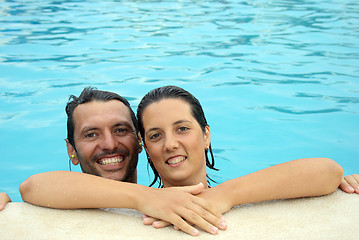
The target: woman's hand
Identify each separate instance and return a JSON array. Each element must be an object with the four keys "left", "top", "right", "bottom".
[
  {"left": 141, "top": 185, "right": 228, "bottom": 234},
  {"left": 0, "top": 192, "right": 11, "bottom": 210},
  {"left": 339, "top": 174, "right": 359, "bottom": 193},
  {"left": 138, "top": 183, "right": 227, "bottom": 236}
]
